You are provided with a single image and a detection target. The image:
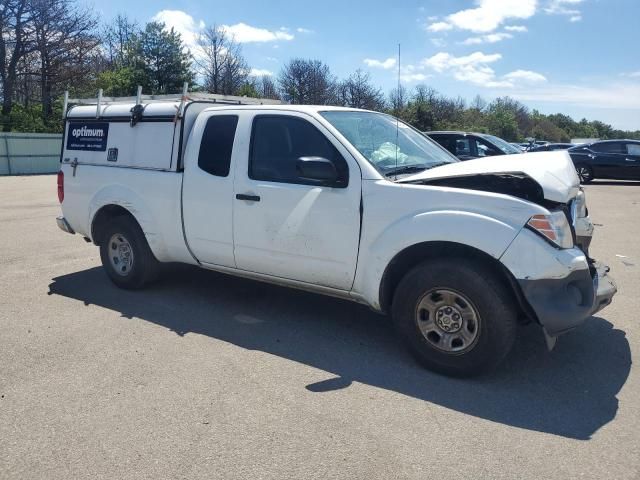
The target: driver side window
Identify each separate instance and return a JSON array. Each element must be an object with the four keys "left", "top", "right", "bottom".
[
  {"left": 474, "top": 138, "right": 501, "bottom": 157},
  {"left": 249, "top": 115, "right": 349, "bottom": 187}
]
